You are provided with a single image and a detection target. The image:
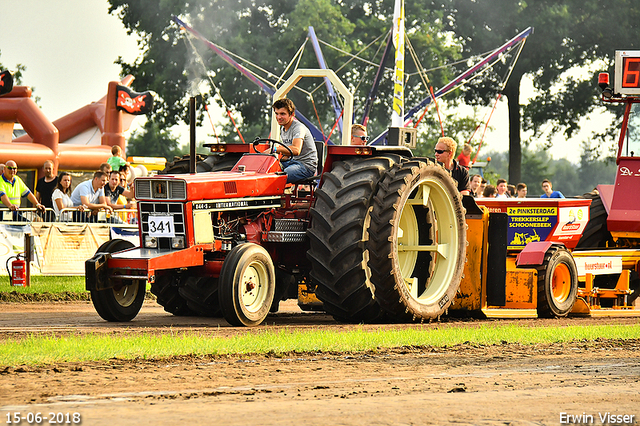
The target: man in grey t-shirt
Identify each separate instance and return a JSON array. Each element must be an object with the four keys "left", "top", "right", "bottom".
[{"left": 272, "top": 98, "right": 318, "bottom": 183}]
